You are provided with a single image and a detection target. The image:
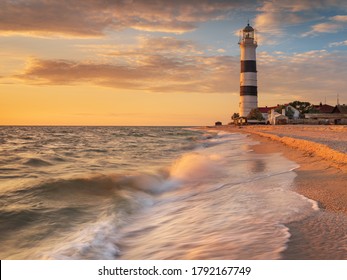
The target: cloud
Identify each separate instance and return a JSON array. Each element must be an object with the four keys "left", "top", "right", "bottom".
[
  {"left": 0, "top": 0, "right": 255, "bottom": 37},
  {"left": 331, "top": 15, "right": 347, "bottom": 22},
  {"left": 123, "top": 36, "right": 202, "bottom": 55},
  {"left": 257, "top": 50, "right": 347, "bottom": 103},
  {"left": 75, "top": 36, "right": 205, "bottom": 69},
  {"left": 0, "top": 1, "right": 106, "bottom": 37},
  {"left": 15, "top": 45, "right": 347, "bottom": 106},
  {"left": 302, "top": 22, "right": 343, "bottom": 36},
  {"left": 10, "top": 36, "right": 240, "bottom": 94},
  {"left": 2, "top": 0, "right": 345, "bottom": 40},
  {"left": 329, "top": 40, "right": 347, "bottom": 47},
  {"left": 255, "top": 1, "right": 306, "bottom": 33},
  {"left": 254, "top": 1, "right": 347, "bottom": 44},
  {"left": 16, "top": 50, "right": 240, "bottom": 94},
  {"left": 314, "top": 22, "right": 342, "bottom": 32},
  {"left": 254, "top": 0, "right": 317, "bottom": 44},
  {"left": 17, "top": 58, "right": 151, "bottom": 87},
  {"left": 302, "top": 14, "right": 347, "bottom": 37}
]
